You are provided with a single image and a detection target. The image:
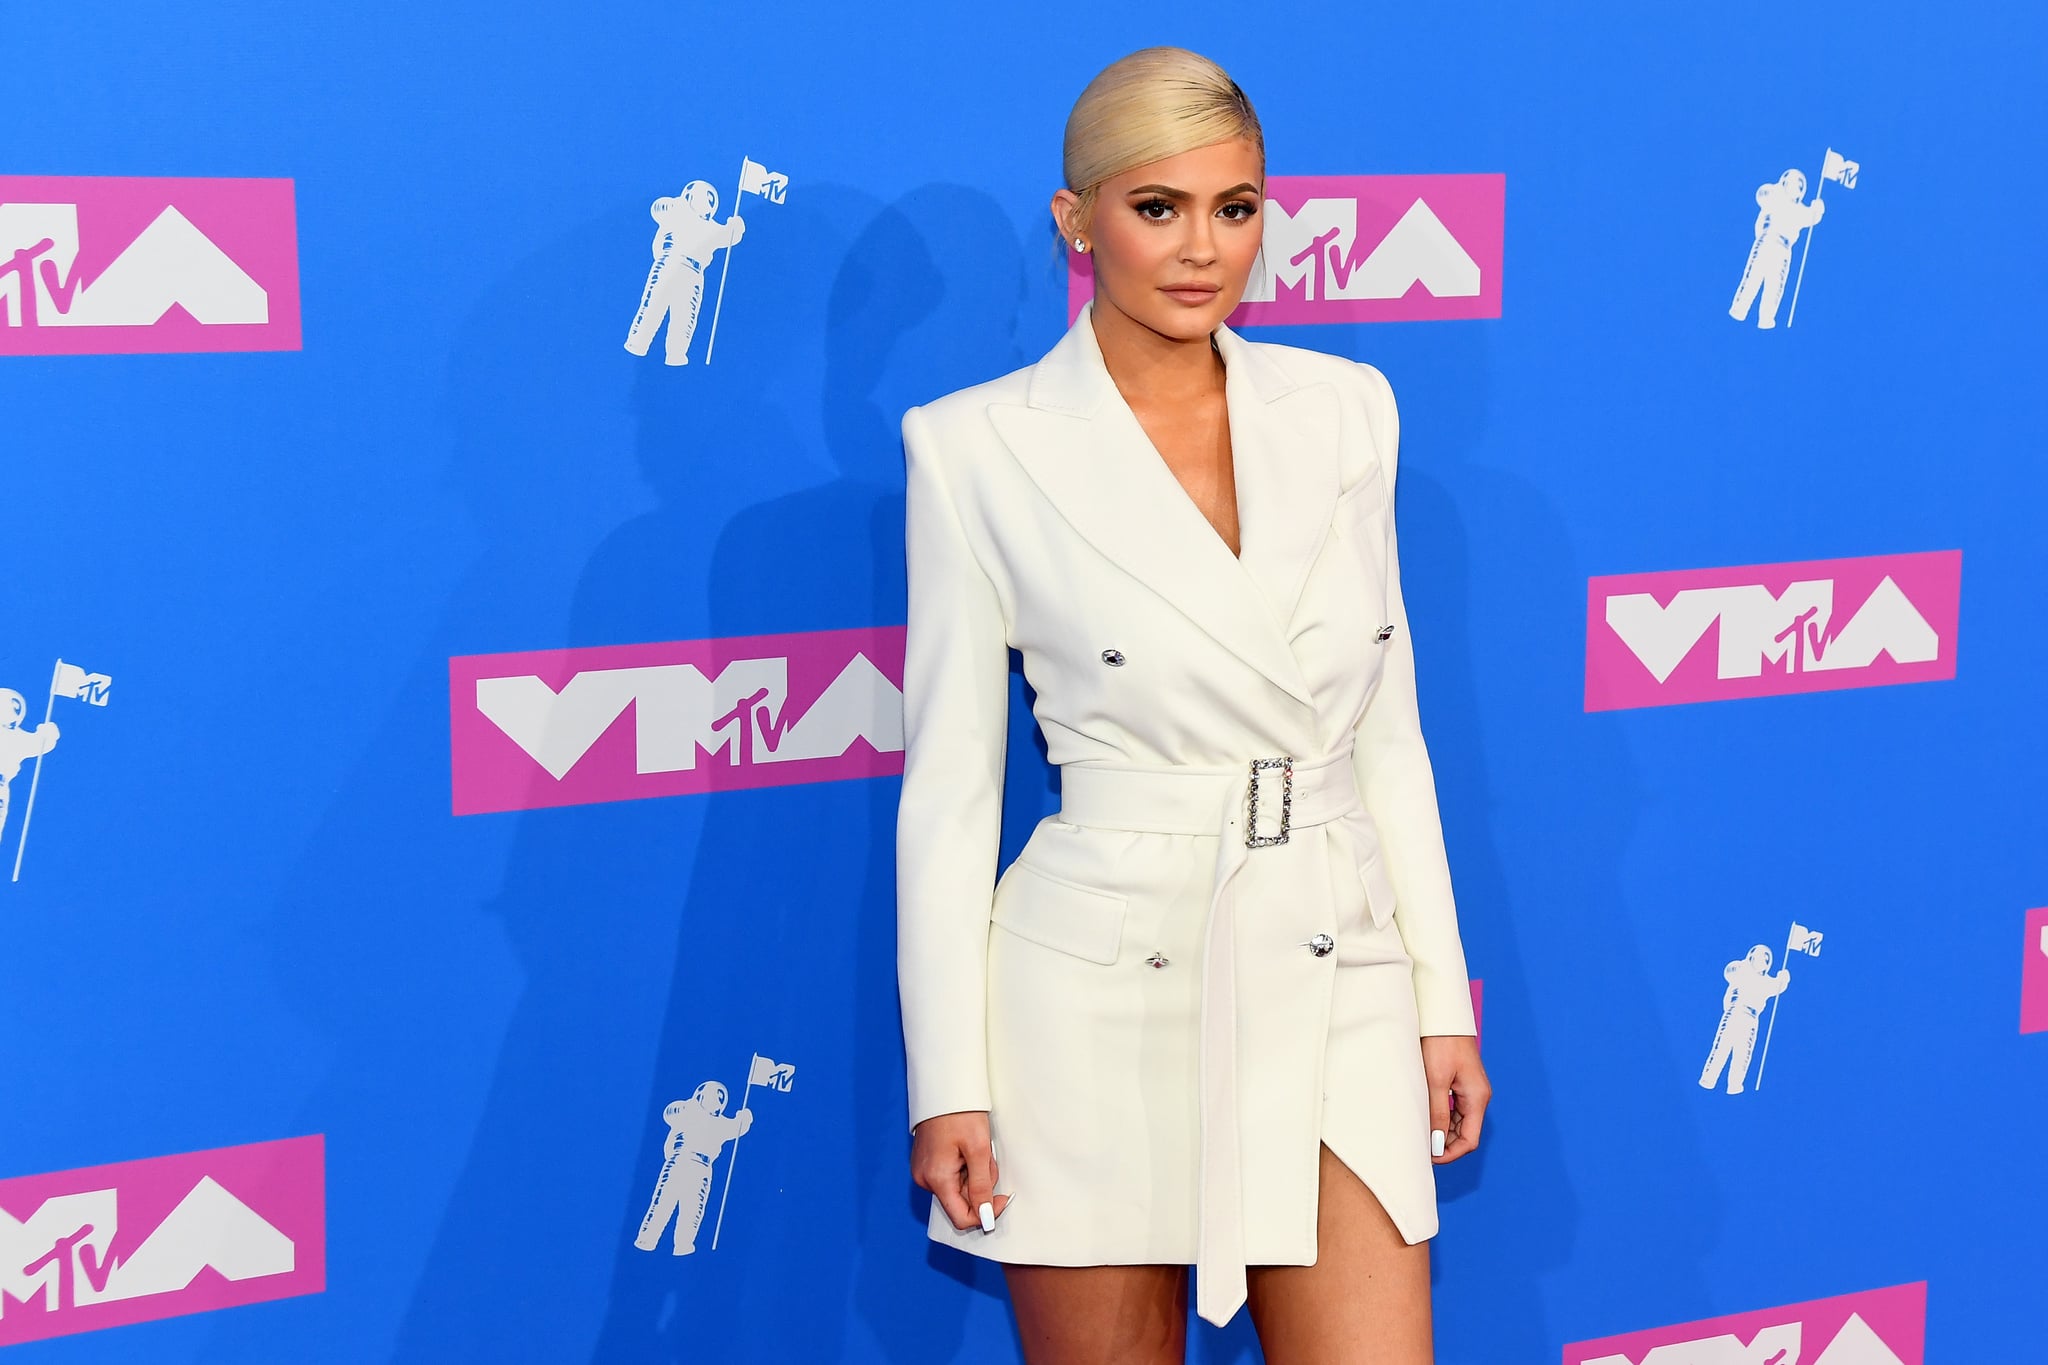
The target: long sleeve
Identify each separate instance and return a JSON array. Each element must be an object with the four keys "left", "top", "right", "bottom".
[
  {"left": 1348, "top": 365, "right": 1477, "bottom": 1037},
  {"left": 896, "top": 403, "right": 1012, "bottom": 1130}
]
